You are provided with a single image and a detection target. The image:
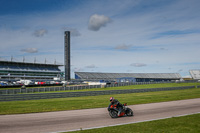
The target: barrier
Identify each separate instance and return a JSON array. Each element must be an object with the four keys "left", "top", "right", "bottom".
[
  {"left": 0, "top": 86, "right": 195, "bottom": 102},
  {"left": 0, "top": 82, "right": 173, "bottom": 94}
]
